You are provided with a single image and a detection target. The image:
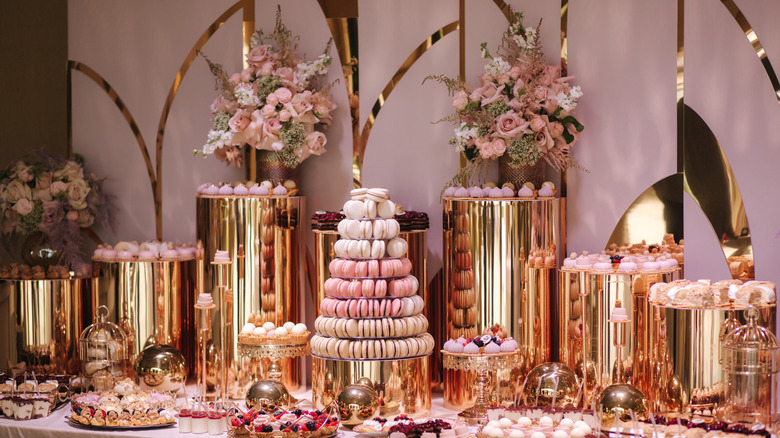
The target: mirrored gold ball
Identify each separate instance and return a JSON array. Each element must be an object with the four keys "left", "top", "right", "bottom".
[
  {"left": 134, "top": 344, "right": 187, "bottom": 393},
  {"left": 336, "top": 383, "right": 380, "bottom": 426},
  {"left": 246, "top": 380, "right": 291, "bottom": 411},
  {"left": 521, "top": 362, "right": 579, "bottom": 407},
  {"left": 596, "top": 383, "right": 649, "bottom": 427}
]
